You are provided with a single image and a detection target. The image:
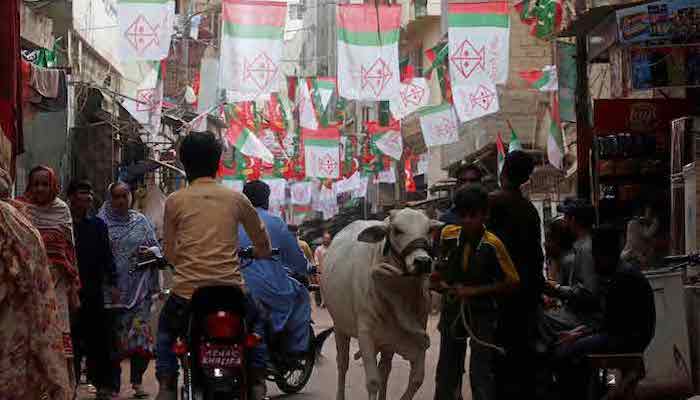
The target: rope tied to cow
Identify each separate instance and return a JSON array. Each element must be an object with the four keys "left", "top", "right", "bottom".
[{"left": 451, "top": 300, "right": 507, "bottom": 356}]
